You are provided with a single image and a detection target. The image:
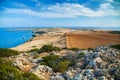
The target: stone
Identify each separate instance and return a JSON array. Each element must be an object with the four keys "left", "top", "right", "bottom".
[{"left": 30, "top": 65, "right": 53, "bottom": 80}]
